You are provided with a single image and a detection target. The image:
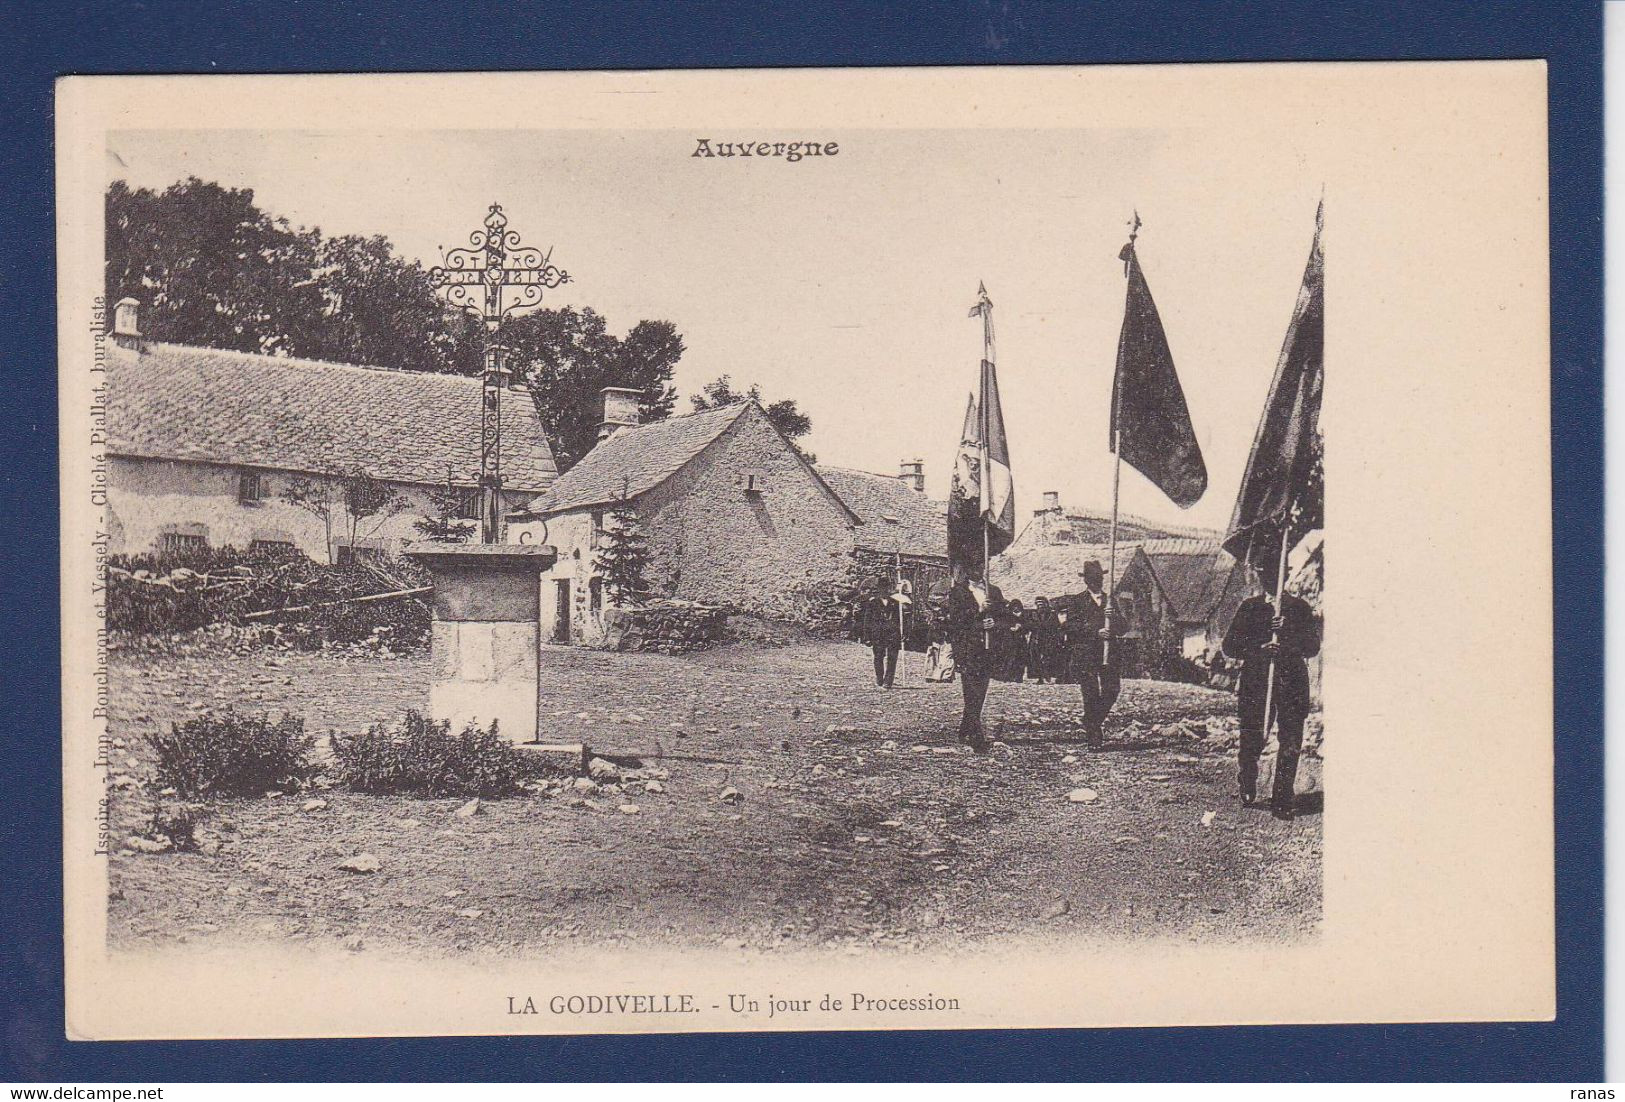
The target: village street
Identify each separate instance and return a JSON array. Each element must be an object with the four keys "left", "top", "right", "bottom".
[{"left": 105, "top": 637, "right": 1321, "bottom": 957}]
